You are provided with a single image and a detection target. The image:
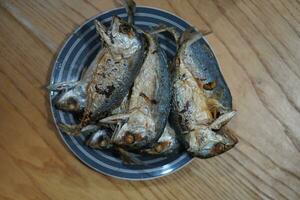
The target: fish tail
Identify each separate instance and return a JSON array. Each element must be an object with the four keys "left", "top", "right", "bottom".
[
  {"left": 122, "top": 0, "right": 136, "bottom": 25},
  {"left": 58, "top": 123, "right": 82, "bottom": 136},
  {"left": 149, "top": 24, "right": 181, "bottom": 46}
]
